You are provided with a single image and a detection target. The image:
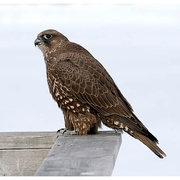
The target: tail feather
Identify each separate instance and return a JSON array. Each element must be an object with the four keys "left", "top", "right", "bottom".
[
  {"left": 104, "top": 114, "right": 166, "bottom": 158},
  {"left": 132, "top": 131, "right": 166, "bottom": 158}
]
